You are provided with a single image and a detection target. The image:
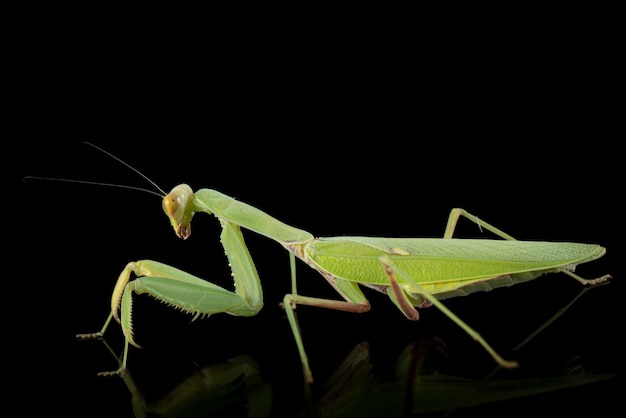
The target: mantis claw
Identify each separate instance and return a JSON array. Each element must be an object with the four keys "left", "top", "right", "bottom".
[
  {"left": 561, "top": 270, "right": 613, "bottom": 286},
  {"left": 126, "top": 336, "right": 142, "bottom": 349},
  {"left": 589, "top": 274, "right": 612, "bottom": 285}
]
